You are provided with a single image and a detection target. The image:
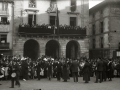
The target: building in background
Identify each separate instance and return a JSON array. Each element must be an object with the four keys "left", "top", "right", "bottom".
[
  {"left": 12, "top": 0, "right": 89, "bottom": 60},
  {"left": 0, "top": 0, "right": 14, "bottom": 56},
  {"left": 89, "top": 0, "right": 120, "bottom": 59}
]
